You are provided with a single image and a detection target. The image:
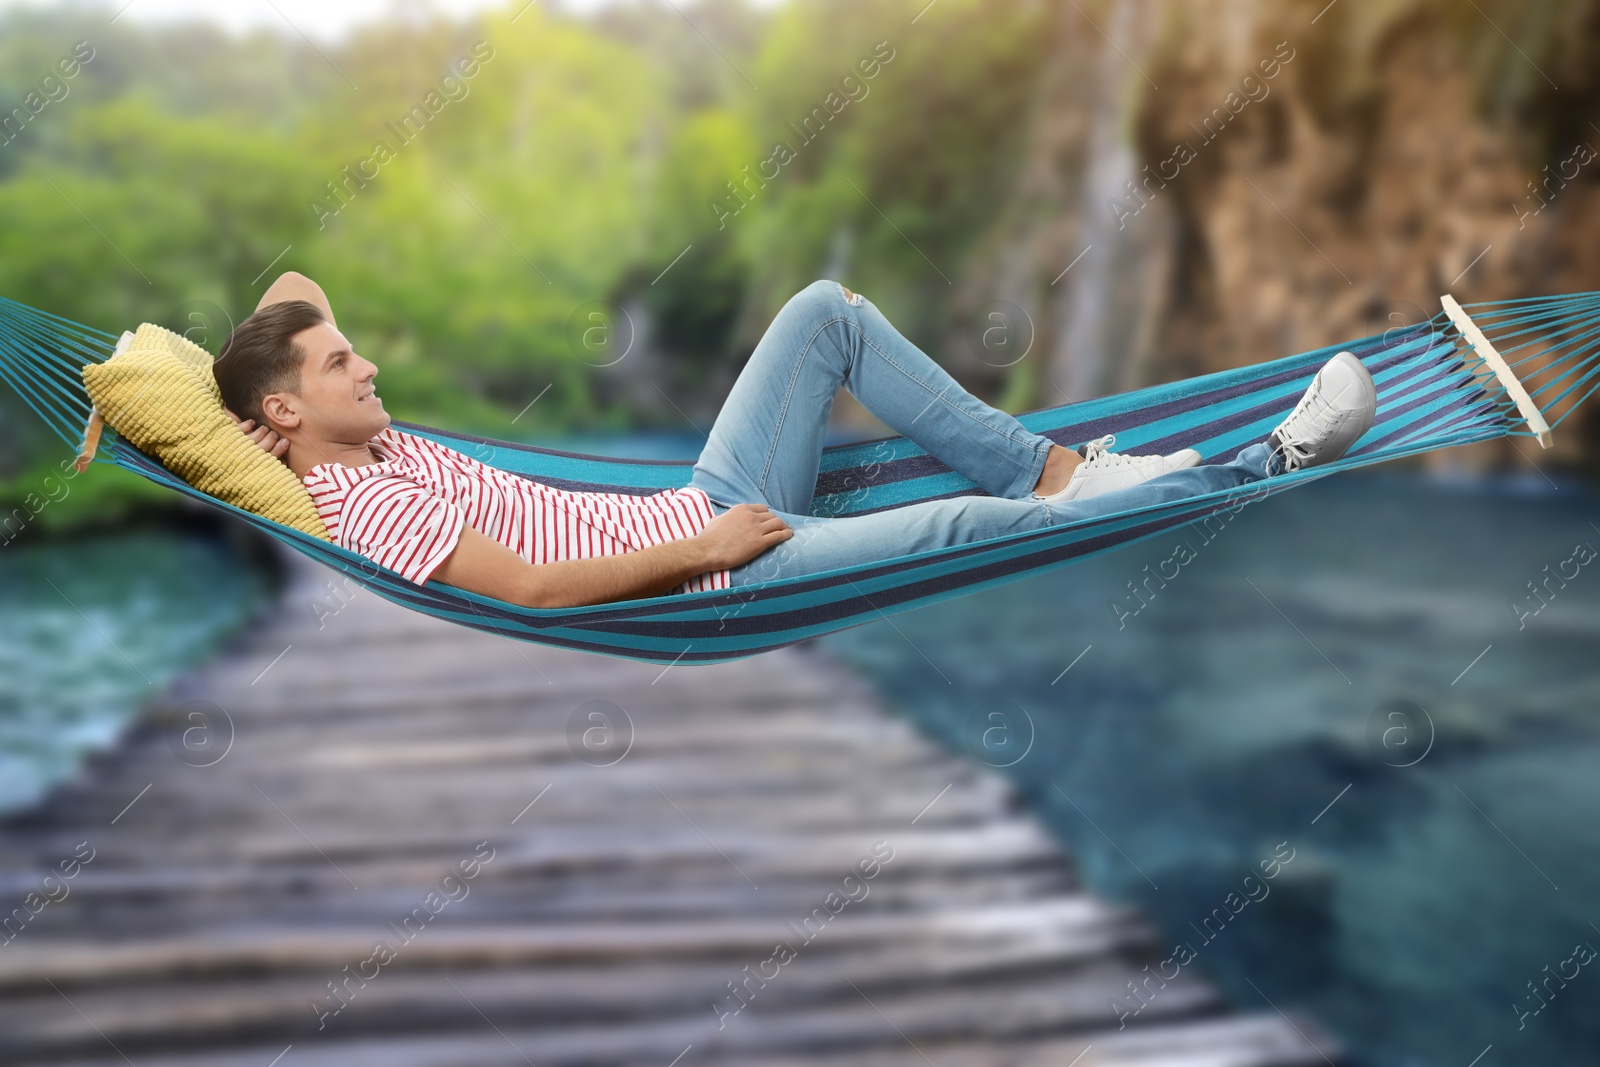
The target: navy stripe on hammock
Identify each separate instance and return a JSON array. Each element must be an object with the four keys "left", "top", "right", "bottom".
[
  {"left": 11, "top": 289, "right": 1515, "bottom": 663},
  {"left": 99, "top": 334, "right": 1508, "bottom": 663}
]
